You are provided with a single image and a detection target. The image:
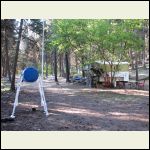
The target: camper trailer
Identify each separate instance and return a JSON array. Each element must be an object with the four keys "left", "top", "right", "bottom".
[
  {"left": 95, "top": 61, "right": 129, "bottom": 82},
  {"left": 84, "top": 61, "right": 129, "bottom": 87}
]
